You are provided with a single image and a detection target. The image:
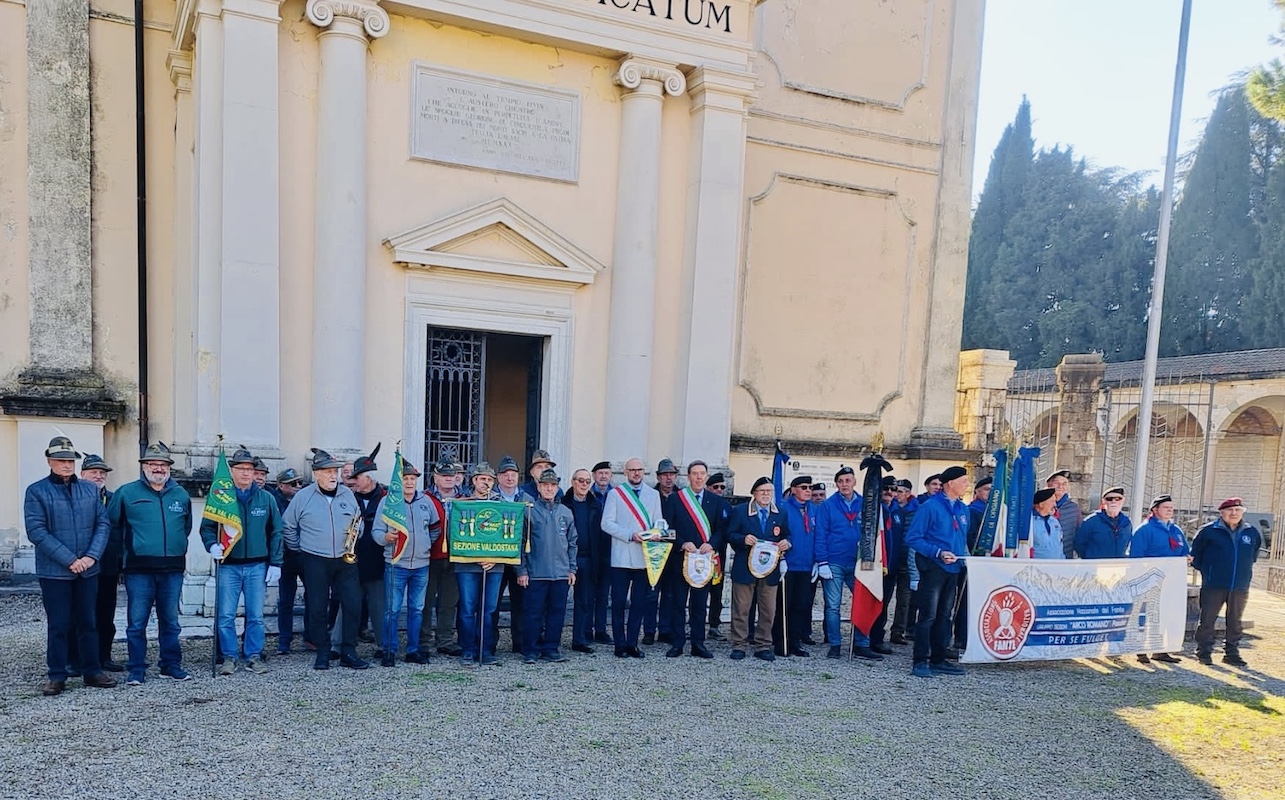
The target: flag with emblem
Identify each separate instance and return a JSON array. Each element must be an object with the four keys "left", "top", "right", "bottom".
[
  {"left": 851, "top": 453, "right": 892, "bottom": 636},
  {"left": 203, "top": 447, "right": 242, "bottom": 553},
  {"left": 382, "top": 448, "right": 410, "bottom": 564}
]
